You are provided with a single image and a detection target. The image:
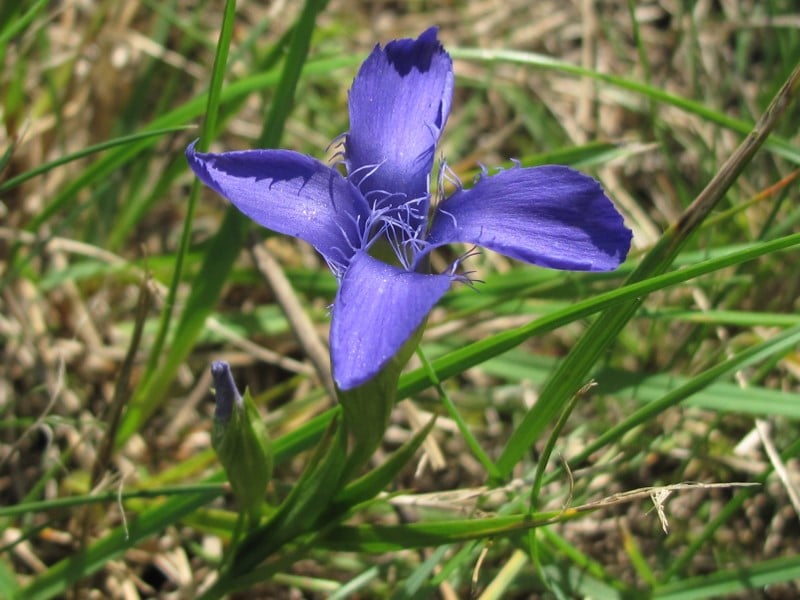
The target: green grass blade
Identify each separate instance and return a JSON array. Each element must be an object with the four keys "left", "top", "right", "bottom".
[
  {"left": 654, "top": 555, "right": 800, "bottom": 600},
  {"left": 117, "top": 0, "right": 330, "bottom": 444},
  {"left": 450, "top": 47, "right": 800, "bottom": 165},
  {"left": 320, "top": 512, "right": 567, "bottom": 553},
  {"left": 142, "top": 0, "right": 238, "bottom": 379},
  {"left": 416, "top": 348, "right": 501, "bottom": 480},
  {"left": 568, "top": 324, "right": 800, "bottom": 469},
  {"left": 398, "top": 233, "right": 800, "bottom": 401},
  {"left": 256, "top": 0, "right": 328, "bottom": 149},
  {"left": 477, "top": 350, "right": 800, "bottom": 419},
  {"left": 0, "top": 484, "right": 224, "bottom": 519},
  {"left": 0, "top": 127, "right": 190, "bottom": 193},
  {"left": 15, "top": 482, "right": 222, "bottom": 600},
  {"left": 495, "top": 60, "right": 800, "bottom": 477},
  {"left": 0, "top": 0, "right": 48, "bottom": 47}
]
